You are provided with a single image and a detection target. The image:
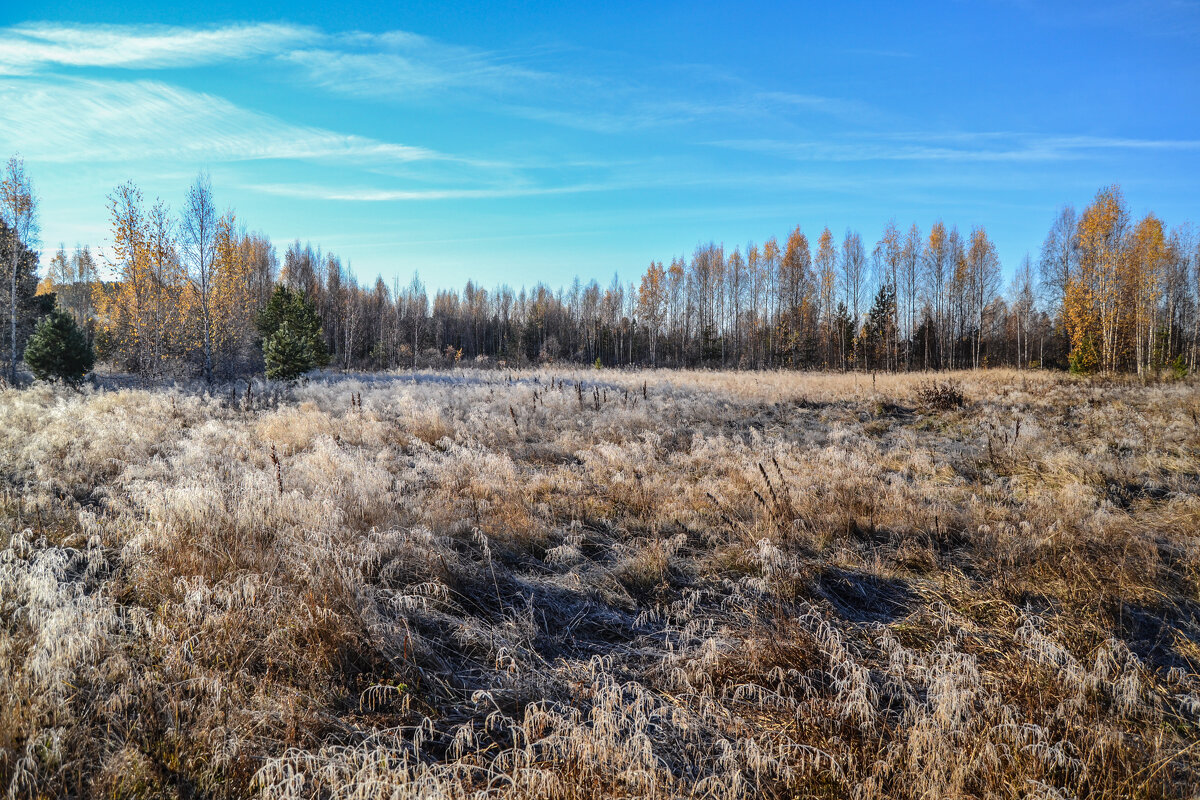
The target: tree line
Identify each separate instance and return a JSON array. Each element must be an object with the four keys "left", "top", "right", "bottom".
[{"left": 7, "top": 158, "right": 1199, "bottom": 380}]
